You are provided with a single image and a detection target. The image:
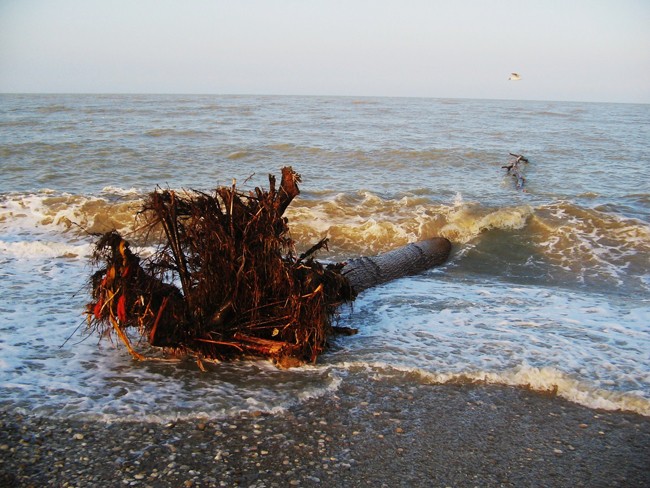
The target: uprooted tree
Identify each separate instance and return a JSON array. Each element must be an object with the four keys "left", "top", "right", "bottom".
[{"left": 86, "top": 167, "right": 451, "bottom": 367}]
